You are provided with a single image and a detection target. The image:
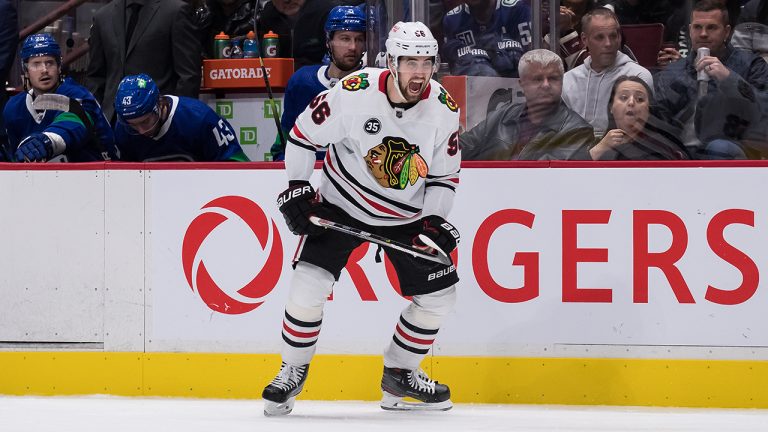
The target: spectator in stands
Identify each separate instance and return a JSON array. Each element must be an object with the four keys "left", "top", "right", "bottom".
[
  {"left": 663, "top": 2, "right": 695, "bottom": 61},
  {"left": 660, "top": 0, "right": 741, "bottom": 64},
  {"left": 195, "top": 0, "right": 258, "bottom": 59},
  {"left": 544, "top": 0, "right": 596, "bottom": 71},
  {"left": 113, "top": 74, "right": 249, "bottom": 162},
  {"left": 441, "top": 0, "right": 532, "bottom": 77},
  {"left": 562, "top": 7, "right": 653, "bottom": 137},
  {"left": 654, "top": 0, "right": 768, "bottom": 159},
  {"left": 590, "top": 76, "right": 689, "bottom": 160},
  {"left": 270, "top": 5, "right": 366, "bottom": 161},
  {"left": 257, "top": 0, "right": 352, "bottom": 70},
  {"left": 429, "top": 0, "right": 464, "bottom": 47},
  {"left": 0, "top": 0, "right": 18, "bottom": 161},
  {"left": 460, "top": 49, "right": 595, "bottom": 160},
  {"left": 87, "top": 0, "right": 202, "bottom": 123},
  {"left": 553, "top": 0, "right": 596, "bottom": 35},
  {"left": 599, "top": 0, "right": 678, "bottom": 26},
  {"left": 3, "top": 34, "right": 116, "bottom": 163},
  {"left": 732, "top": 0, "right": 768, "bottom": 63}
]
